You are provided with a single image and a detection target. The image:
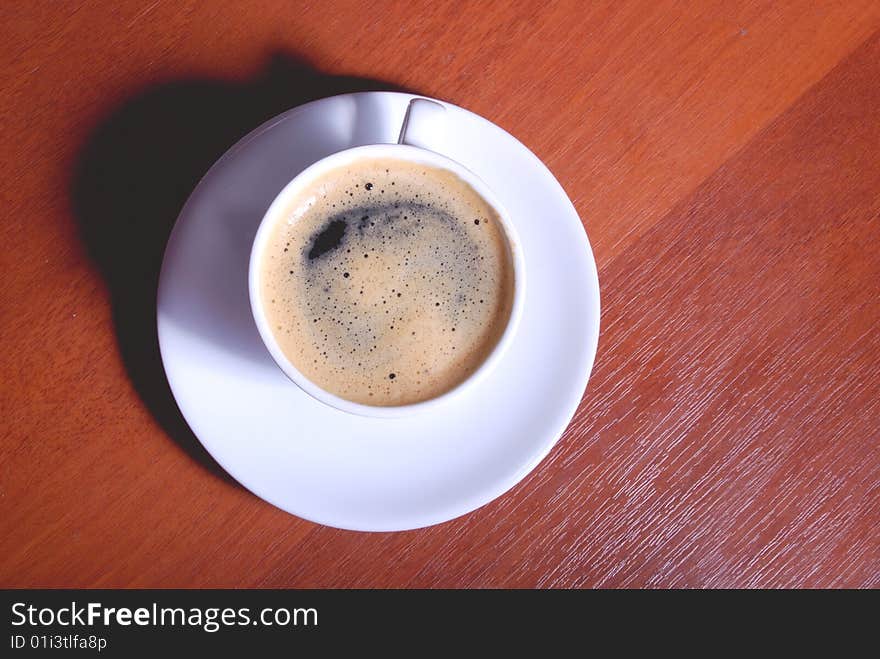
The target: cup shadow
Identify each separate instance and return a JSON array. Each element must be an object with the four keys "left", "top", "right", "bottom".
[{"left": 70, "top": 53, "right": 413, "bottom": 485}]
